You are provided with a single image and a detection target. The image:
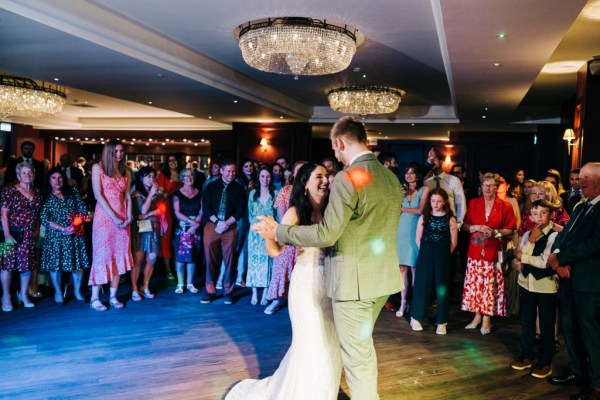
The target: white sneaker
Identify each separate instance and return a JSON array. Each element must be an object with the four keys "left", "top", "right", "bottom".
[
  {"left": 436, "top": 323, "right": 447, "bottom": 335},
  {"left": 410, "top": 318, "right": 423, "bottom": 331}
]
